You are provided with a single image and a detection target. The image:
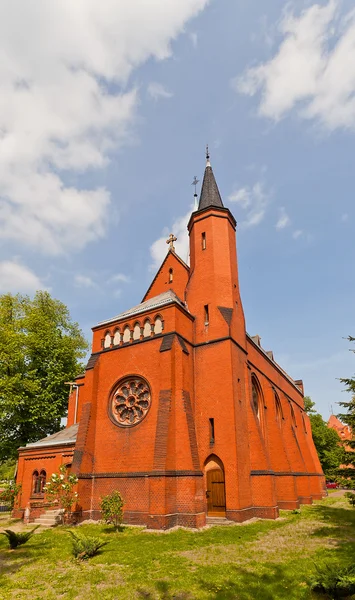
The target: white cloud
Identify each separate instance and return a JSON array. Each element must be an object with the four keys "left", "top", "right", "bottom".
[
  {"left": 276, "top": 207, "right": 290, "bottom": 230},
  {"left": 0, "top": 0, "right": 208, "bottom": 255},
  {"left": 293, "top": 229, "right": 303, "bottom": 240},
  {"left": 108, "top": 273, "right": 131, "bottom": 284},
  {"left": 150, "top": 207, "right": 193, "bottom": 269},
  {"left": 228, "top": 182, "right": 269, "bottom": 228},
  {"left": 74, "top": 275, "right": 96, "bottom": 288},
  {"left": 147, "top": 82, "right": 173, "bottom": 100},
  {"left": 236, "top": 1, "right": 355, "bottom": 131},
  {"left": 0, "top": 260, "right": 46, "bottom": 294}
]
